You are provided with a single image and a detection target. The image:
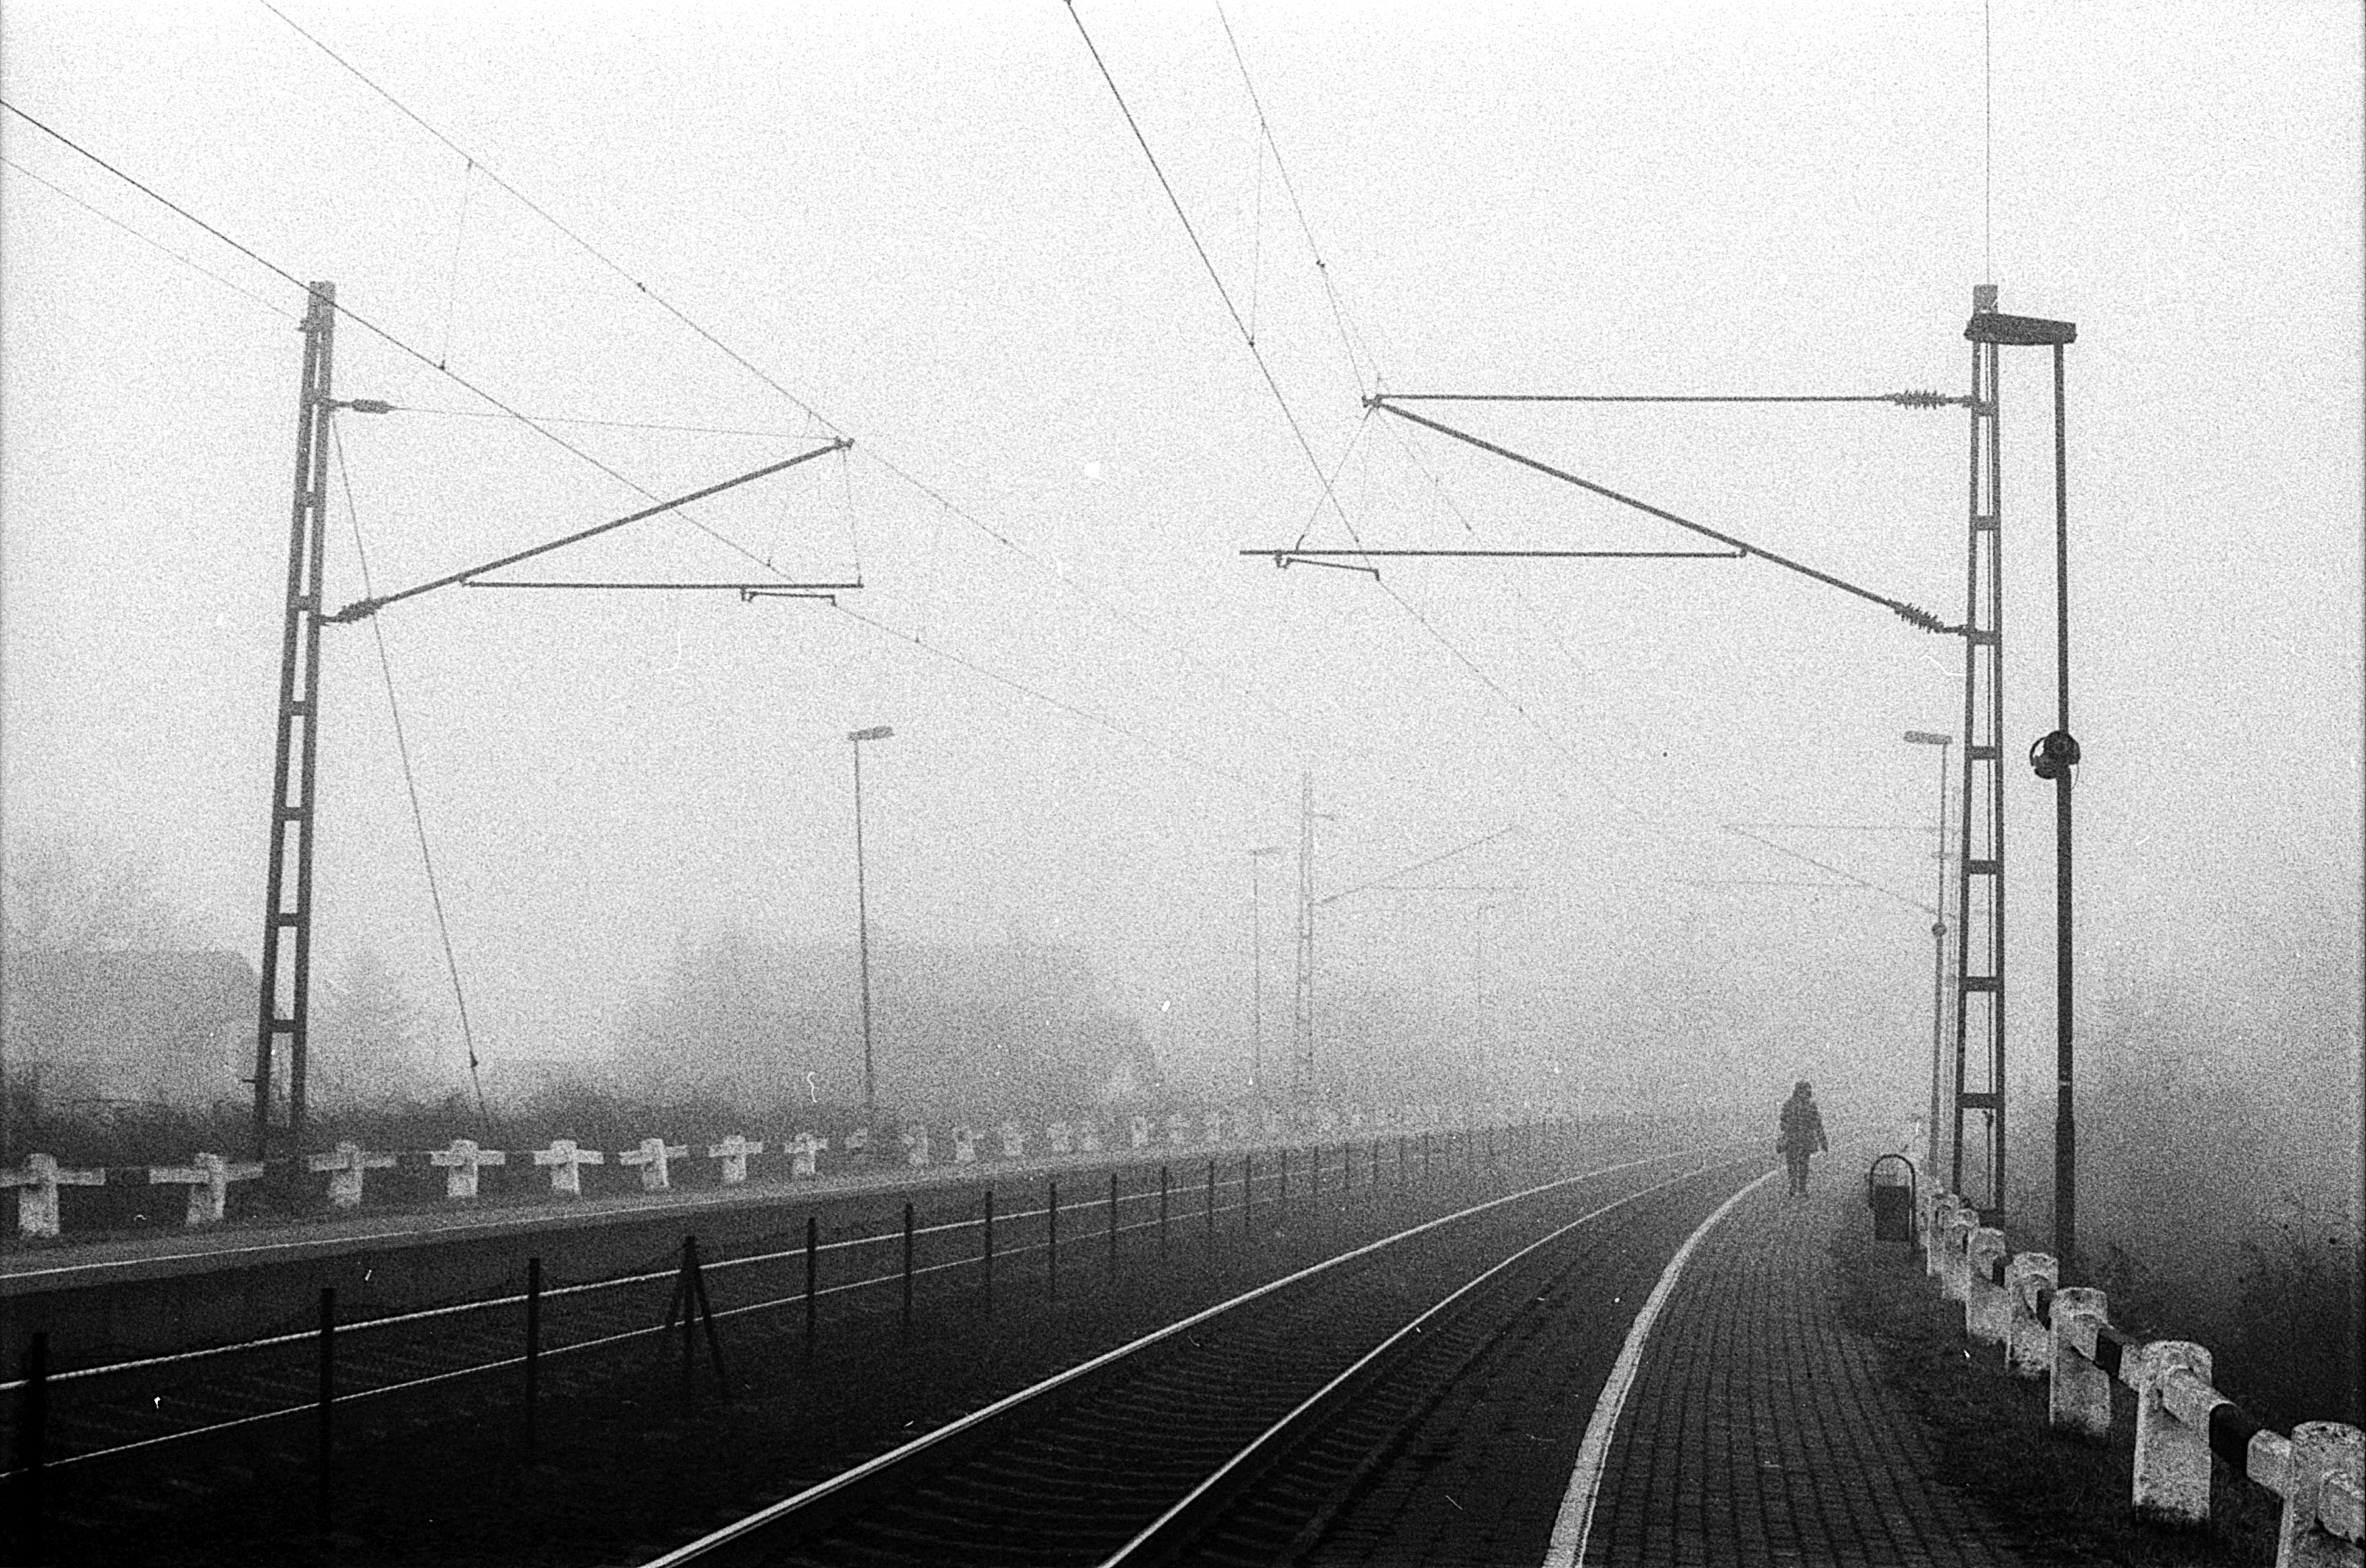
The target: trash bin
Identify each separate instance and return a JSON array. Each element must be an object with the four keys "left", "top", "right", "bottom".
[{"left": 1866, "top": 1153, "right": 1917, "bottom": 1247}]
